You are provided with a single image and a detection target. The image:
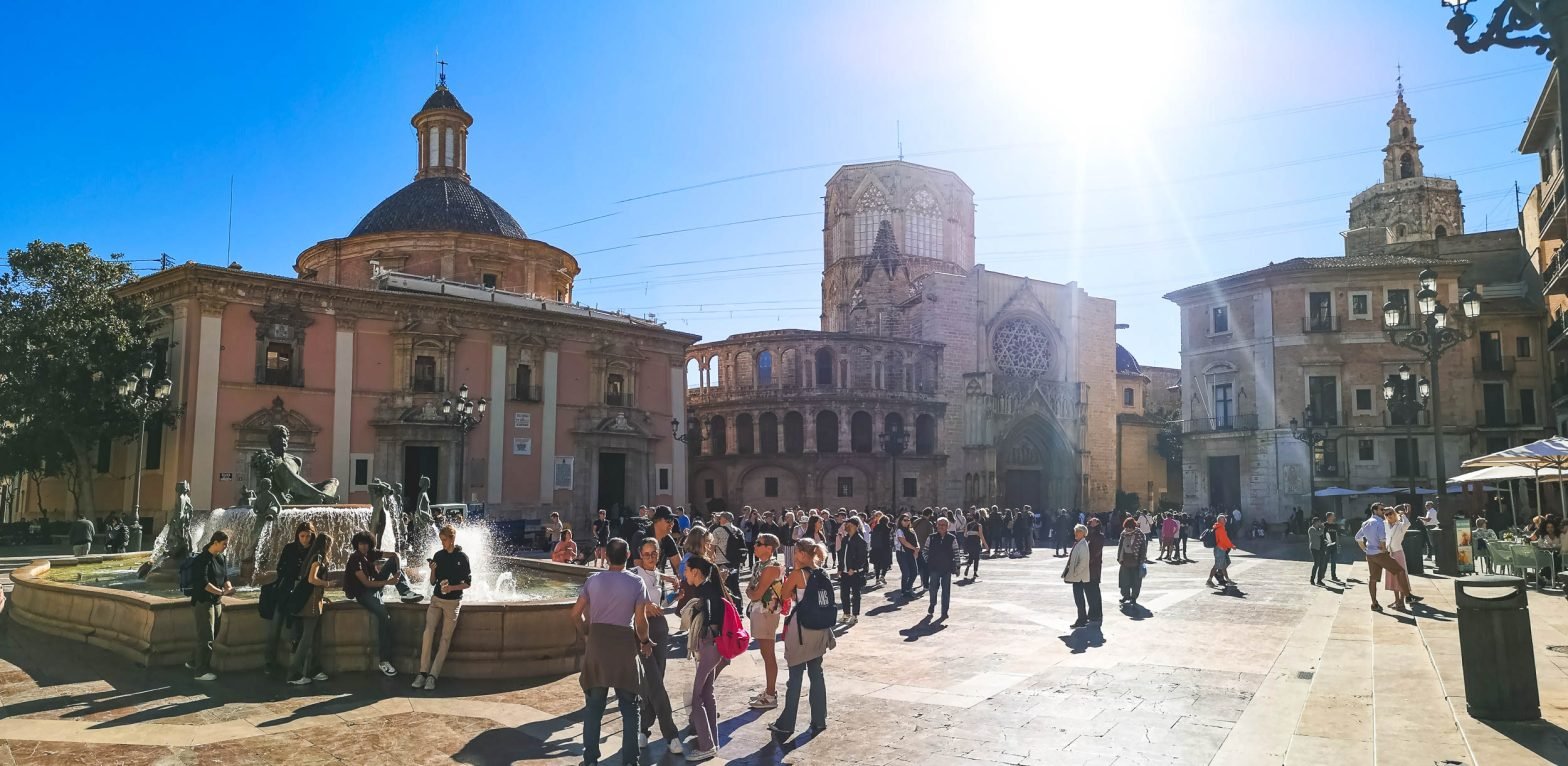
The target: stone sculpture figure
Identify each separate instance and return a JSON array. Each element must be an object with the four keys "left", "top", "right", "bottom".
[
  {"left": 249, "top": 425, "right": 339, "bottom": 505},
  {"left": 253, "top": 477, "right": 282, "bottom": 525},
  {"left": 167, "top": 480, "right": 196, "bottom": 560},
  {"left": 368, "top": 477, "right": 395, "bottom": 547},
  {"left": 405, "top": 475, "right": 436, "bottom": 555}
]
